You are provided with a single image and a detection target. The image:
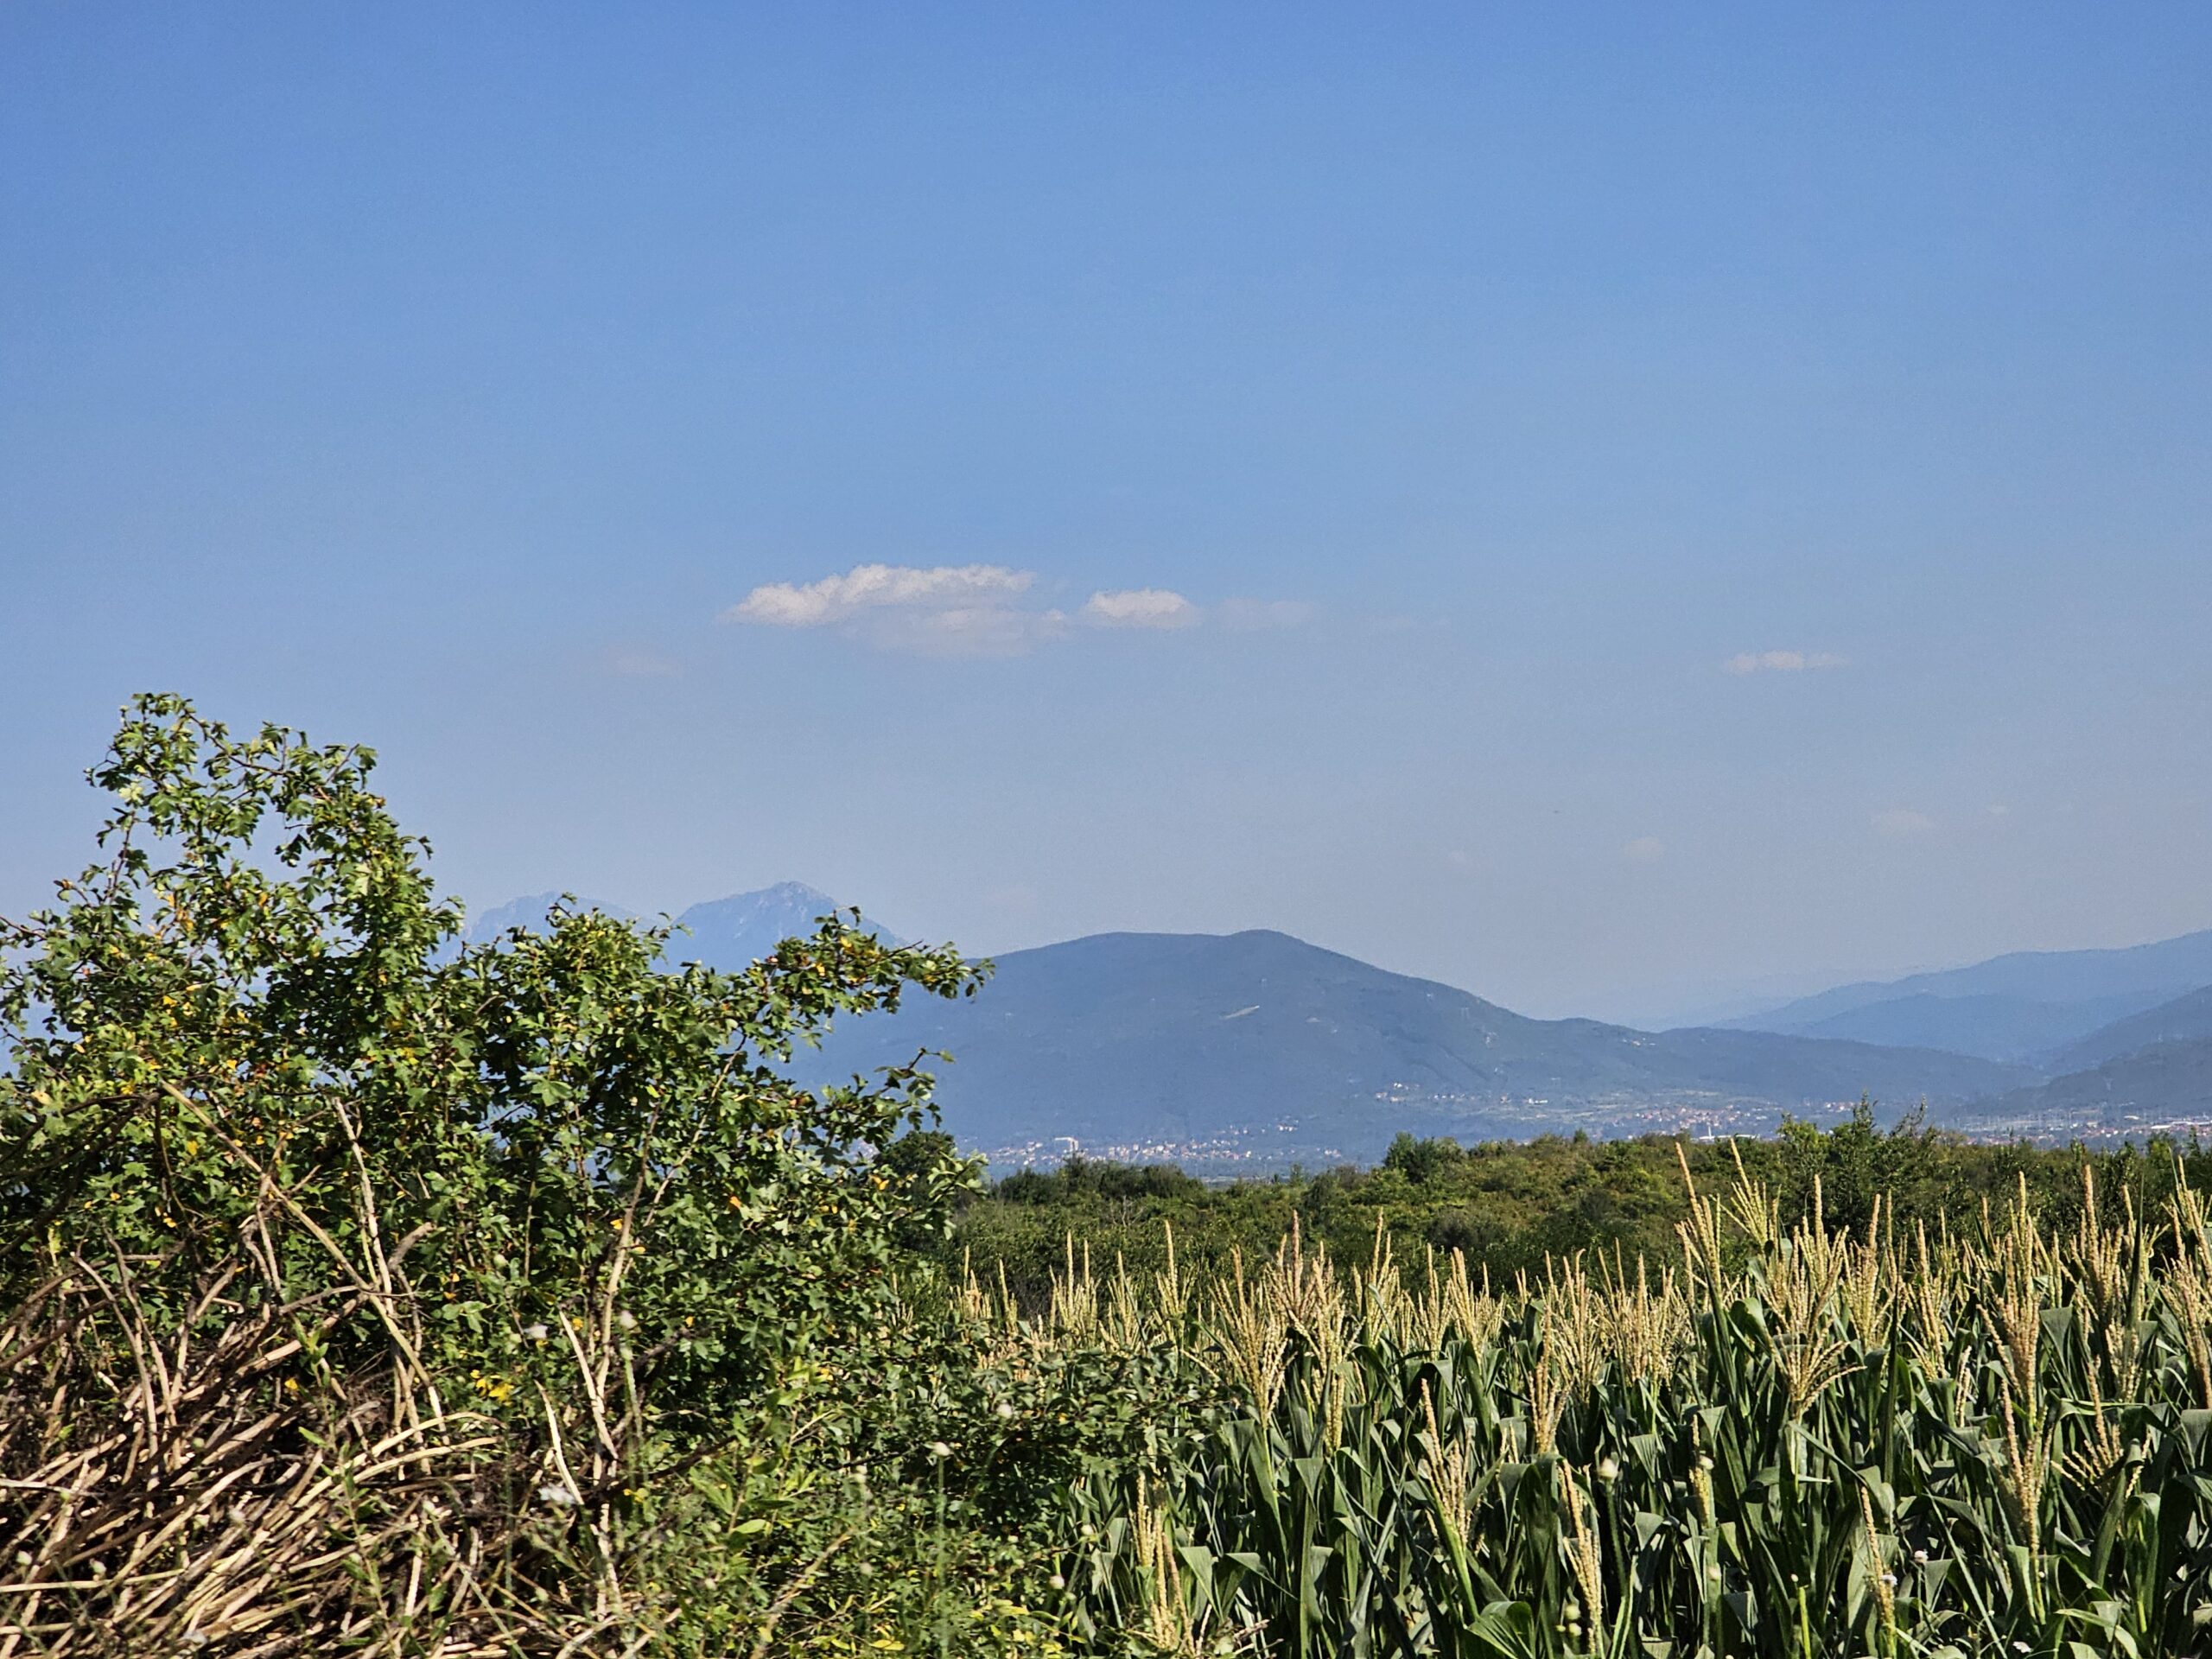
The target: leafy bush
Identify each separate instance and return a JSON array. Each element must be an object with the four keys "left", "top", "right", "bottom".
[{"left": 0, "top": 695, "right": 1084, "bottom": 1655}]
